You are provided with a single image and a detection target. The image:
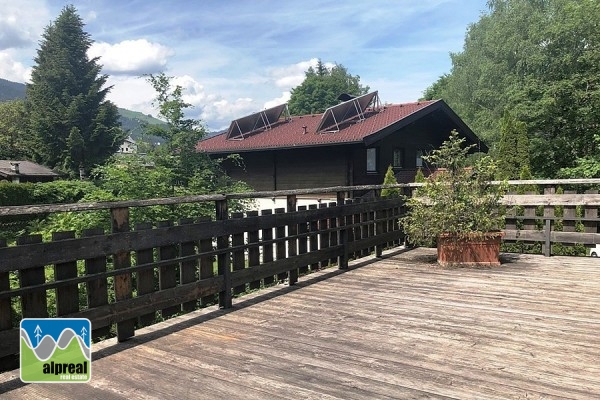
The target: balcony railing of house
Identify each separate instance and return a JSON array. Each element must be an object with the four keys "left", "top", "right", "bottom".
[
  {"left": 1, "top": 178, "right": 600, "bottom": 370},
  {"left": 0, "top": 184, "right": 406, "bottom": 370}
]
